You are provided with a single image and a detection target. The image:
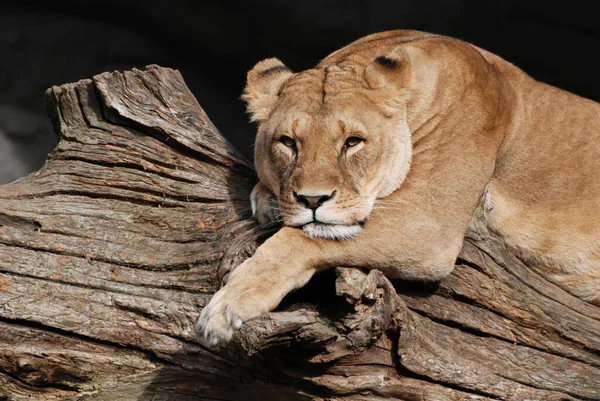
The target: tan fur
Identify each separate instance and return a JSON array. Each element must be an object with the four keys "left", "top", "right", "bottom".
[{"left": 196, "top": 30, "right": 600, "bottom": 345}]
